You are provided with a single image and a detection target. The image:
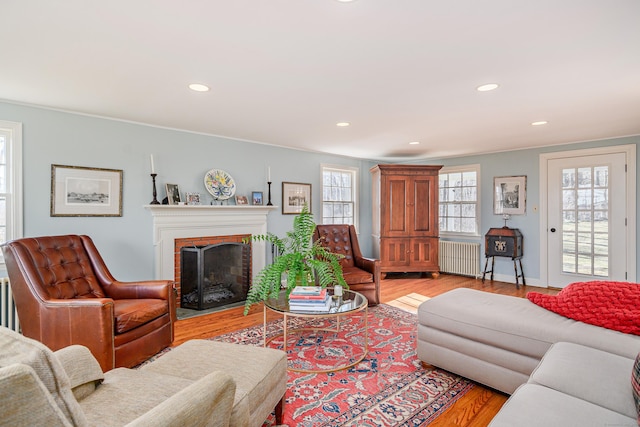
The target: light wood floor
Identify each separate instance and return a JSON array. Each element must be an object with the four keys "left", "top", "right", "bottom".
[{"left": 174, "top": 274, "right": 559, "bottom": 427}]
